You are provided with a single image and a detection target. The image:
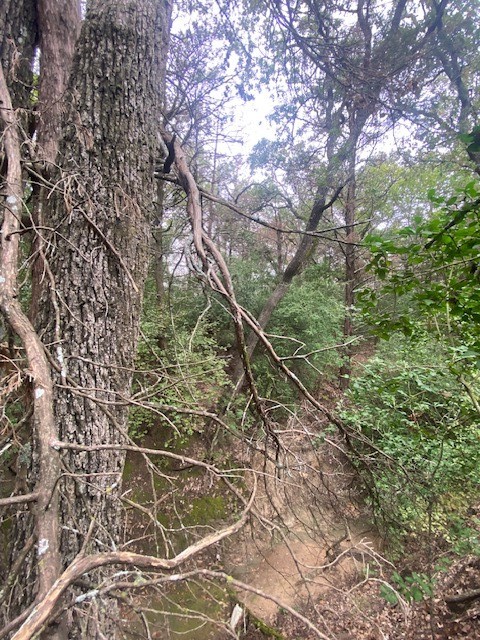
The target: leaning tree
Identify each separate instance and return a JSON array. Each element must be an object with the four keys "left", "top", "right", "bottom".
[{"left": 226, "top": 0, "right": 449, "bottom": 388}]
